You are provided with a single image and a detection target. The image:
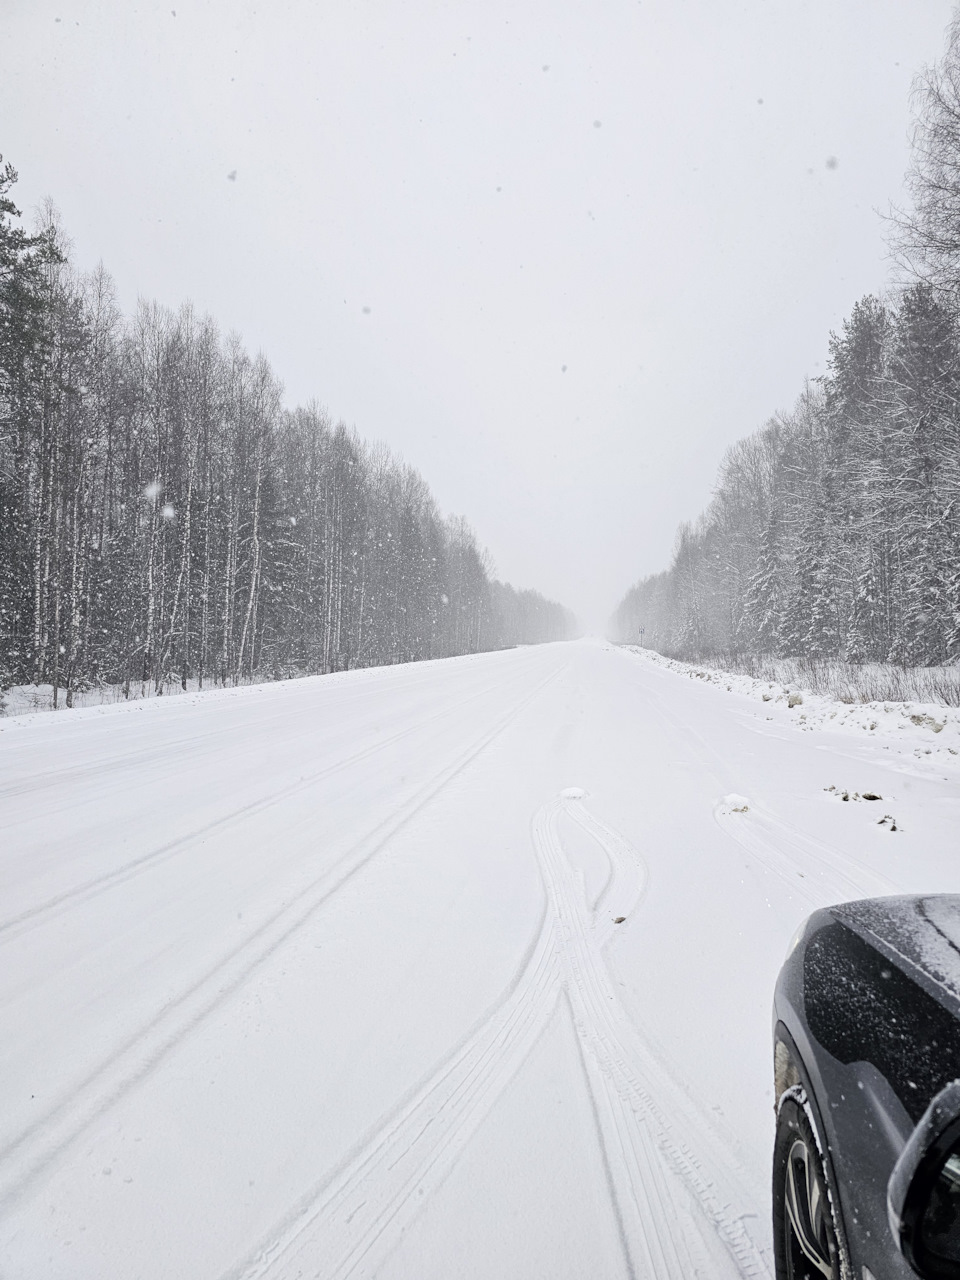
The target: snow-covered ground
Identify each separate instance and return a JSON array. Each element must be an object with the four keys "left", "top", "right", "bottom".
[
  {"left": 1, "top": 639, "right": 957, "bottom": 1278},
  {"left": 1, "top": 675, "right": 277, "bottom": 717},
  {"left": 627, "top": 645, "right": 960, "bottom": 766}
]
